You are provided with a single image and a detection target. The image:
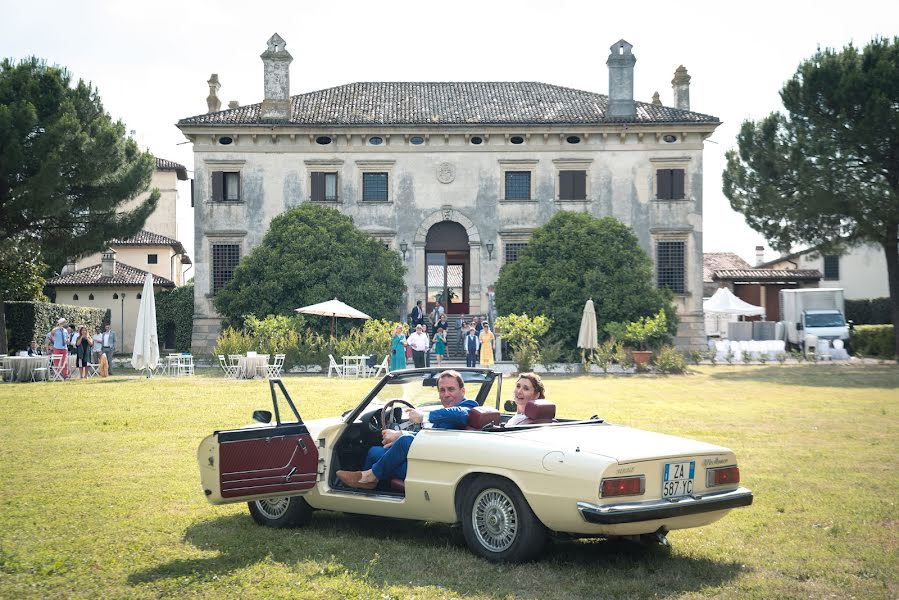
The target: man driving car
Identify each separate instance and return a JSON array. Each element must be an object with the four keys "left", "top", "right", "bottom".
[{"left": 337, "top": 370, "right": 477, "bottom": 489}]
